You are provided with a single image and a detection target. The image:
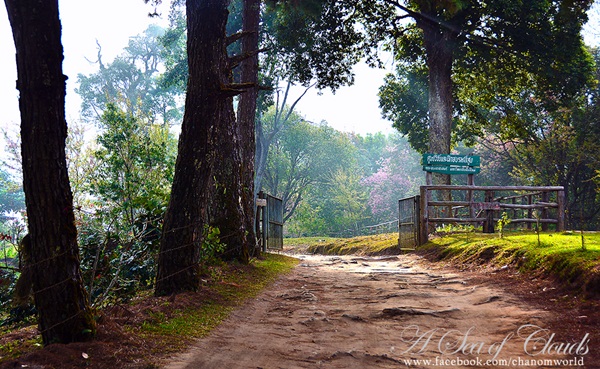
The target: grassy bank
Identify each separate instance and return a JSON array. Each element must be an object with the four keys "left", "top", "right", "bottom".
[
  {"left": 289, "top": 233, "right": 400, "bottom": 255},
  {"left": 0, "top": 253, "right": 299, "bottom": 368},
  {"left": 423, "top": 231, "right": 600, "bottom": 295},
  {"left": 292, "top": 231, "right": 600, "bottom": 296}
]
